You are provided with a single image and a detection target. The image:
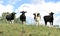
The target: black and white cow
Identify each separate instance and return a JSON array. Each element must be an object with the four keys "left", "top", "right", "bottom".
[
  {"left": 33, "top": 12, "right": 41, "bottom": 25},
  {"left": 43, "top": 12, "right": 54, "bottom": 26},
  {"left": 20, "top": 11, "right": 27, "bottom": 24},
  {"left": 6, "top": 12, "right": 16, "bottom": 23}
]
